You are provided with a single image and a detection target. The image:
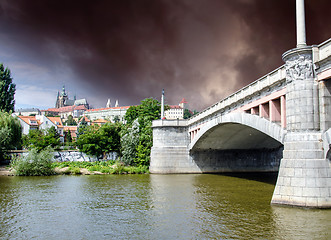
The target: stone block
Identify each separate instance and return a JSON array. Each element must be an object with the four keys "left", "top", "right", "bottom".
[
  {"left": 305, "top": 197, "right": 318, "bottom": 206},
  {"left": 317, "top": 198, "right": 331, "bottom": 208},
  {"left": 318, "top": 168, "right": 329, "bottom": 178},
  {"left": 290, "top": 196, "right": 307, "bottom": 206},
  {"left": 319, "top": 187, "right": 330, "bottom": 197},
  {"left": 286, "top": 167, "right": 295, "bottom": 177},
  {"left": 280, "top": 186, "right": 294, "bottom": 196},
  {"left": 306, "top": 159, "right": 327, "bottom": 168},
  {"left": 302, "top": 187, "right": 320, "bottom": 197},
  {"left": 293, "top": 187, "right": 303, "bottom": 197},
  {"left": 306, "top": 168, "right": 319, "bottom": 177},
  {"left": 291, "top": 177, "right": 305, "bottom": 187},
  {"left": 283, "top": 176, "right": 291, "bottom": 186},
  {"left": 306, "top": 178, "right": 316, "bottom": 187}
]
